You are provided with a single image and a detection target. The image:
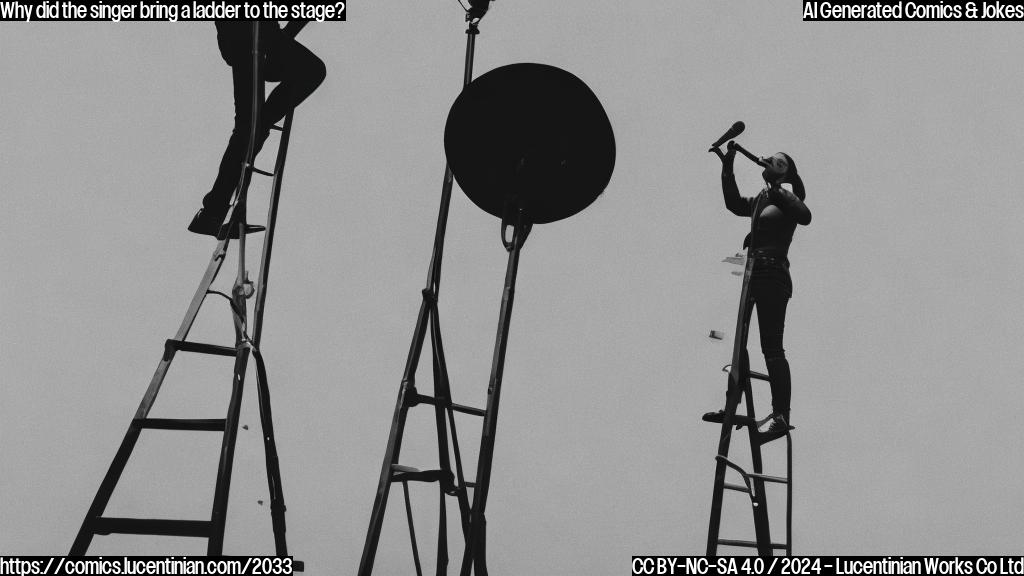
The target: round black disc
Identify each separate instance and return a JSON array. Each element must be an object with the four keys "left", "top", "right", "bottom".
[{"left": 444, "top": 63, "right": 615, "bottom": 224}]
